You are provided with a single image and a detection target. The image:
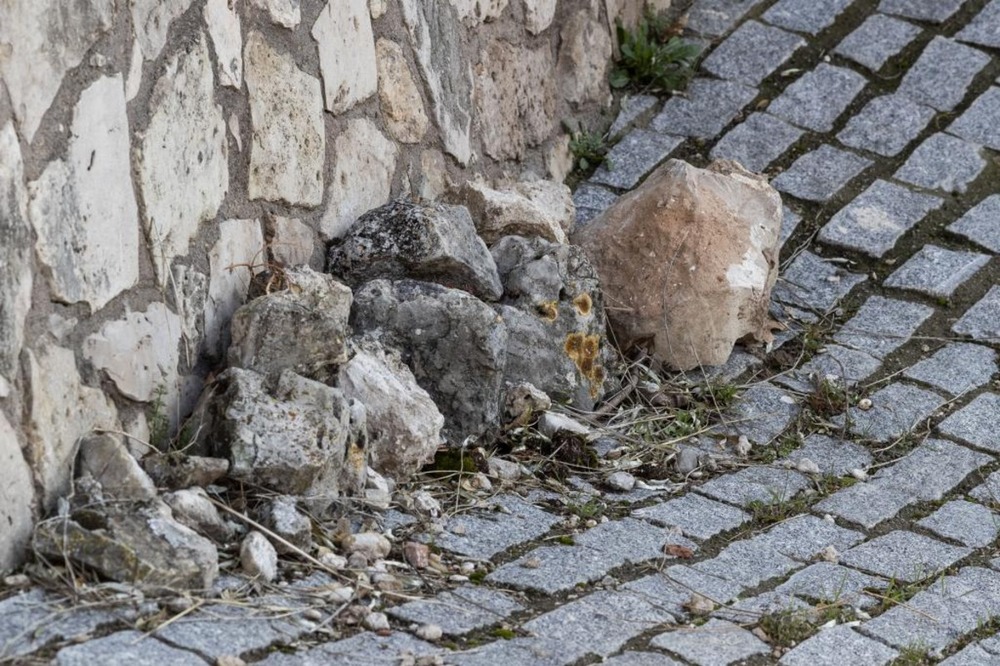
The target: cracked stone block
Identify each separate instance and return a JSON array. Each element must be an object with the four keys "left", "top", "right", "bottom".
[
  {"left": 259, "top": 631, "right": 440, "bottom": 665},
  {"left": 860, "top": 589, "right": 989, "bottom": 653},
  {"left": 834, "top": 295, "right": 934, "bottom": 359},
  {"left": 938, "top": 393, "right": 1000, "bottom": 452},
  {"left": 949, "top": 87, "right": 1000, "bottom": 150},
  {"left": 756, "top": 514, "right": 866, "bottom": 561},
  {"left": 762, "top": 0, "right": 852, "bottom": 34},
  {"left": 768, "top": 64, "right": 867, "bottom": 132},
  {"left": 884, "top": 244, "right": 990, "bottom": 298},
  {"left": 786, "top": 434, "right": 874, "bottom": 477},
  {"left": 879, "top": 0, "right": 965, "bottom": 22},
  {"left": 894, "top": 133, "right": 986, "bottom": 194},
  {"left": 709, "top": 113, "right": 804, "bottom": 172},
  {"left": 609, "top": 94, "right": 659, "bottom": 138},
  {"left": 55, "top": 631, "right": 205, "bottom": 666},
  {"left": 428, "top": 494, "right": 560, "bottom": 558},
  {"left": 781, "top": 206, "right": 802, "bottom": 245},
  {"left": 841, "top": 531, "right": 972, "bottom": 583},
  {"left": 898, "top": 37, "right": 990, "bottom": 111},
  {"left": 948, "top": 195, "right": 1000, "bottom": 253},
  {"left": 693, "top": 540, "right": 803, "bottom": 588},
  {"left": 485, "top": 545, "right": 622, "bottom": 593},
  {"left": 780, "top": 625, "right": 898, "bottom": 666},
  {"left": 838, "top": 94, "right": 936, "bottom": 156},
  {"left": 904, "top": 343, "right": 997, "bottom": 396},
  {"left": 819, "top": 180, "right": 942, "bottom": 257},
  {"left": 590, "top": 129, "right": 682, "bottom": 189},
  {"left": 651, "top": 619, "right": 770, "bottom": 665},
  {"left": 840, "top": 382, "right": 945, "bottom": 442},
  {"left": 773, "top": 250, "right": 868, "bottom": 312},
  {"left": 387, "top": 586, "right": 524, "bottom": 636},
  {"left": 702, "top": 21, "right": 804, "bottom": 86},
  {"left": 956, "top": 0, "right": 1000, "bottom": 48},
  {"left": 573, "top": 183, "right": 618, "bottom": 226},
  {"left": 651, "top": 78, "right": 757, "bottom": 138},
  {"left": 633, "top": 492, "right": 750, "bottom": 541},
  {"left": 773, "top": 145, "right": 872, "bottom": 203},
  {"left": 918, "top": 500, "right": 1000, "bottom": 548},
  {"left": 953, "top": 286, "right": 1000, "bottom": 342},
  {"left": 777, "top": 563, "right": 888, "bottom": 609},
  {"left": 724, "top": 382, "right": 800, "bottom": 445},
  {"left": 834, "top": 14, "right": 922, "bottom": 71},
  {"left": 774, "top": 344, "right": 882, "bottom": 394},
  {"left": 697, "top": 466, "right": 811, "bottom": 507},
  {"left": 687, "top": 0, "right": 768, "bottom": 36}
]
